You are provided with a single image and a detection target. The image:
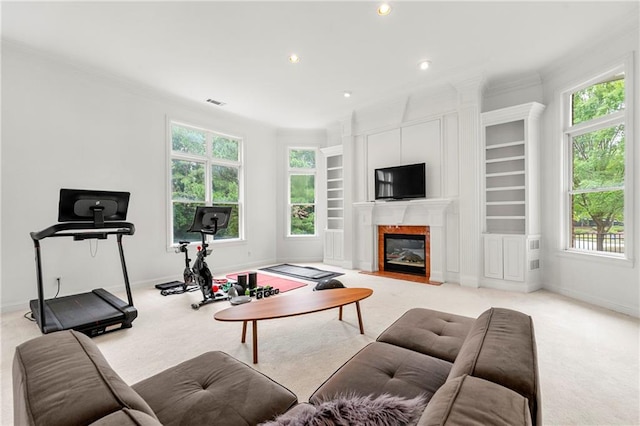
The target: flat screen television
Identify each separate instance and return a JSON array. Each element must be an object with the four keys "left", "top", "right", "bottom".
[{"left": 374, "top": 163, "right": 426, "bottom": 201}]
